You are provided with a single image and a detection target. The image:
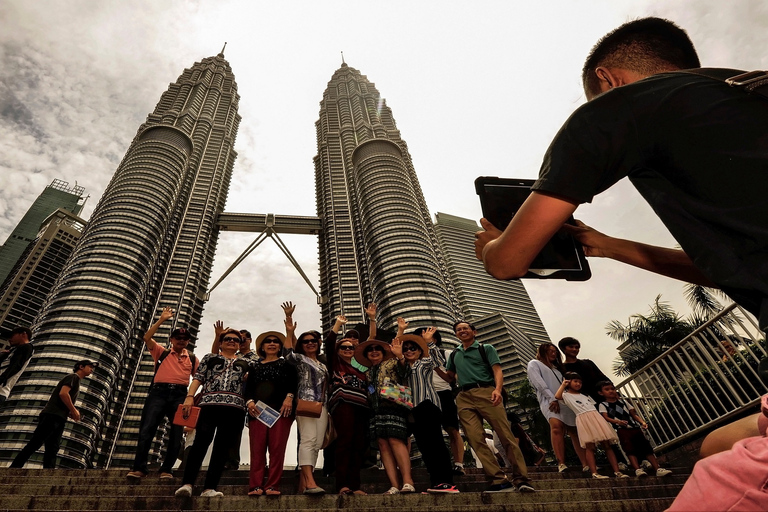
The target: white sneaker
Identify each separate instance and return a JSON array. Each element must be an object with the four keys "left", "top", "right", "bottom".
[
  {"left": 383, "top": 486, "right": 400, "bottom": 495},
  {"left": 655, "top": 468, "right": 672, "bottom": 477},
  {"left": 635, "top": 468, "right": 648, "bottom": 477},
  {"left": 174, "top": 484, "right": 193, "bottom": 497},
  {"left": 557, "top": 463, "right": 567, "bottom": 473},
  {"left": 617, "top": 462, "right": 628, "bottom": 471},
  {"left": 592, "top": 473, "right": 609, "bottom": 479},
  {"left": 615, "top": 472, "right": 630, "bottom": 479},
  {"left": 641, "top": 460, "right": 653, "bottom": 469},
  {"left": 200, "top": 489, "right": 223, "bottom": 497}
]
